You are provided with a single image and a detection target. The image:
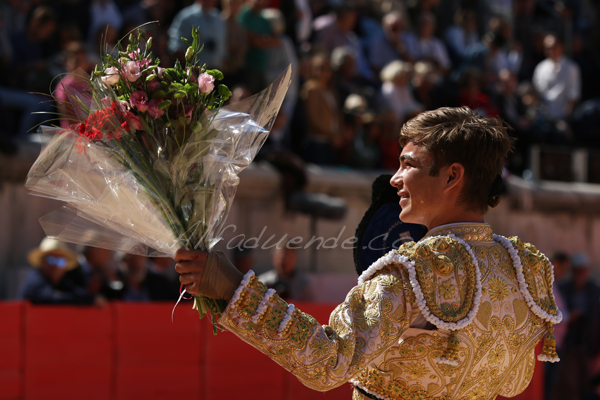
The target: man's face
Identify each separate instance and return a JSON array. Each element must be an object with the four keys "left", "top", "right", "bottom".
[
  {"left": 543, "top": 36, "right": 563, "bottom": 61},
  {"left": 390, "top": 142, "right": 447, "bottom": 227}
]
